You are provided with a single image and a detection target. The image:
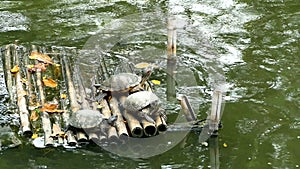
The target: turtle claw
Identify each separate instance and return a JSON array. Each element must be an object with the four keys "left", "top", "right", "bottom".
[{"left": 144, "top": 114, "right": 155, "bottom": 124}]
